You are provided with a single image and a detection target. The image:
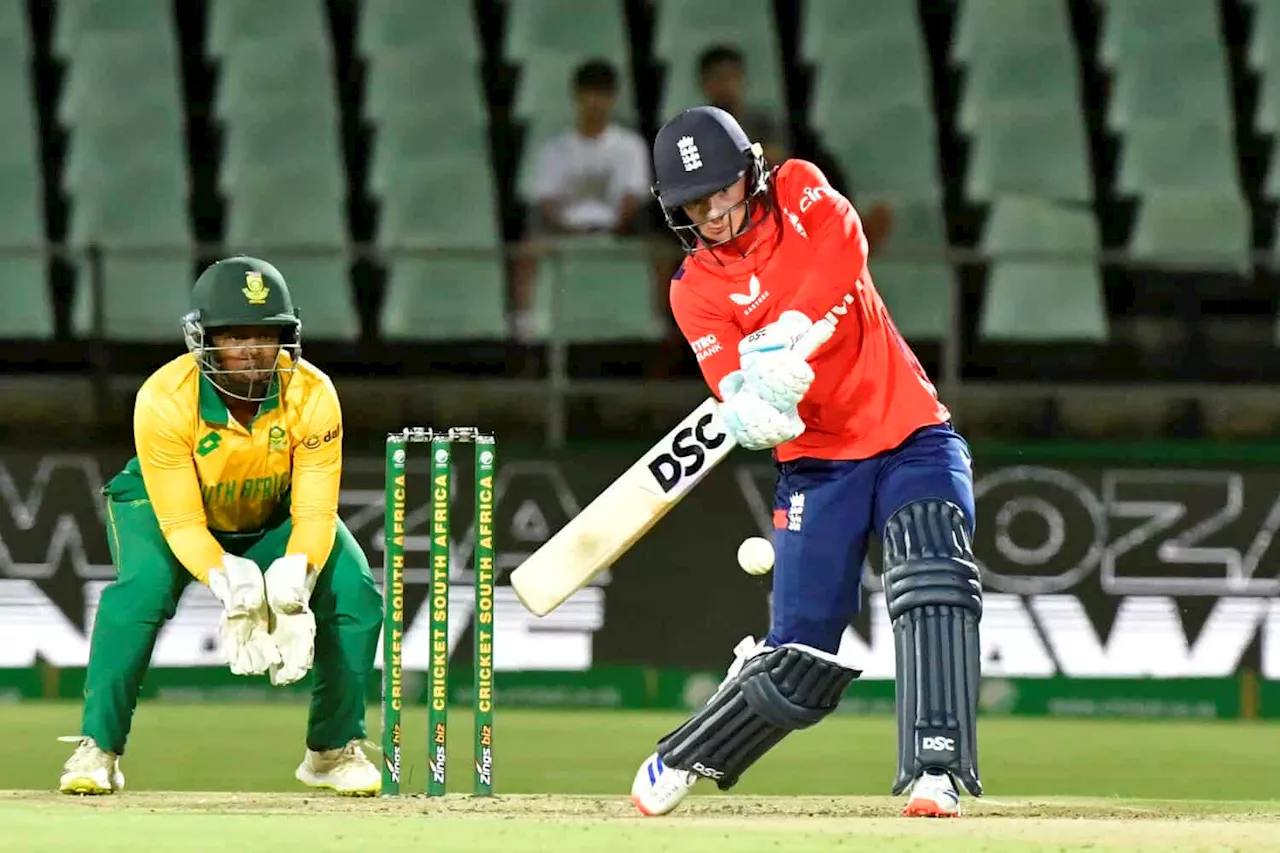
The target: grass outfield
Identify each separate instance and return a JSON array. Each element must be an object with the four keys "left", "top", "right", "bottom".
[{"left": 1, "top": 702, "right": 1277, "bottom": 851}]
